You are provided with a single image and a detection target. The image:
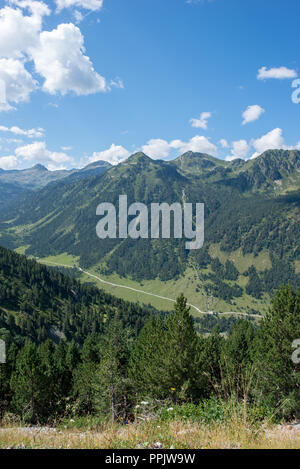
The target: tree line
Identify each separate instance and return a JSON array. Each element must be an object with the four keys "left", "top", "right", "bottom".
[{"left": 1, "top": 286, "right": 299, "bottom": 424}]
